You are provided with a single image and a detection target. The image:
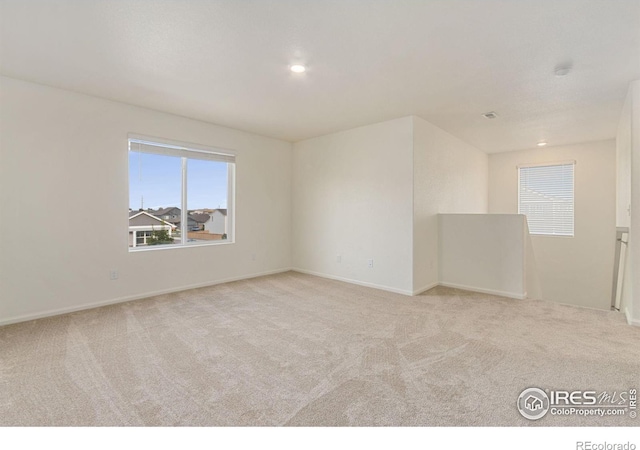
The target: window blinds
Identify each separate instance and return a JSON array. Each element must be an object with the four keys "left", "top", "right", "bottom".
[
  {"left": 518, "top": 162, "right": 574, "bottom": 236},
  {"left": 128, "top": 136, "right": 235, "bottom": 164}
]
